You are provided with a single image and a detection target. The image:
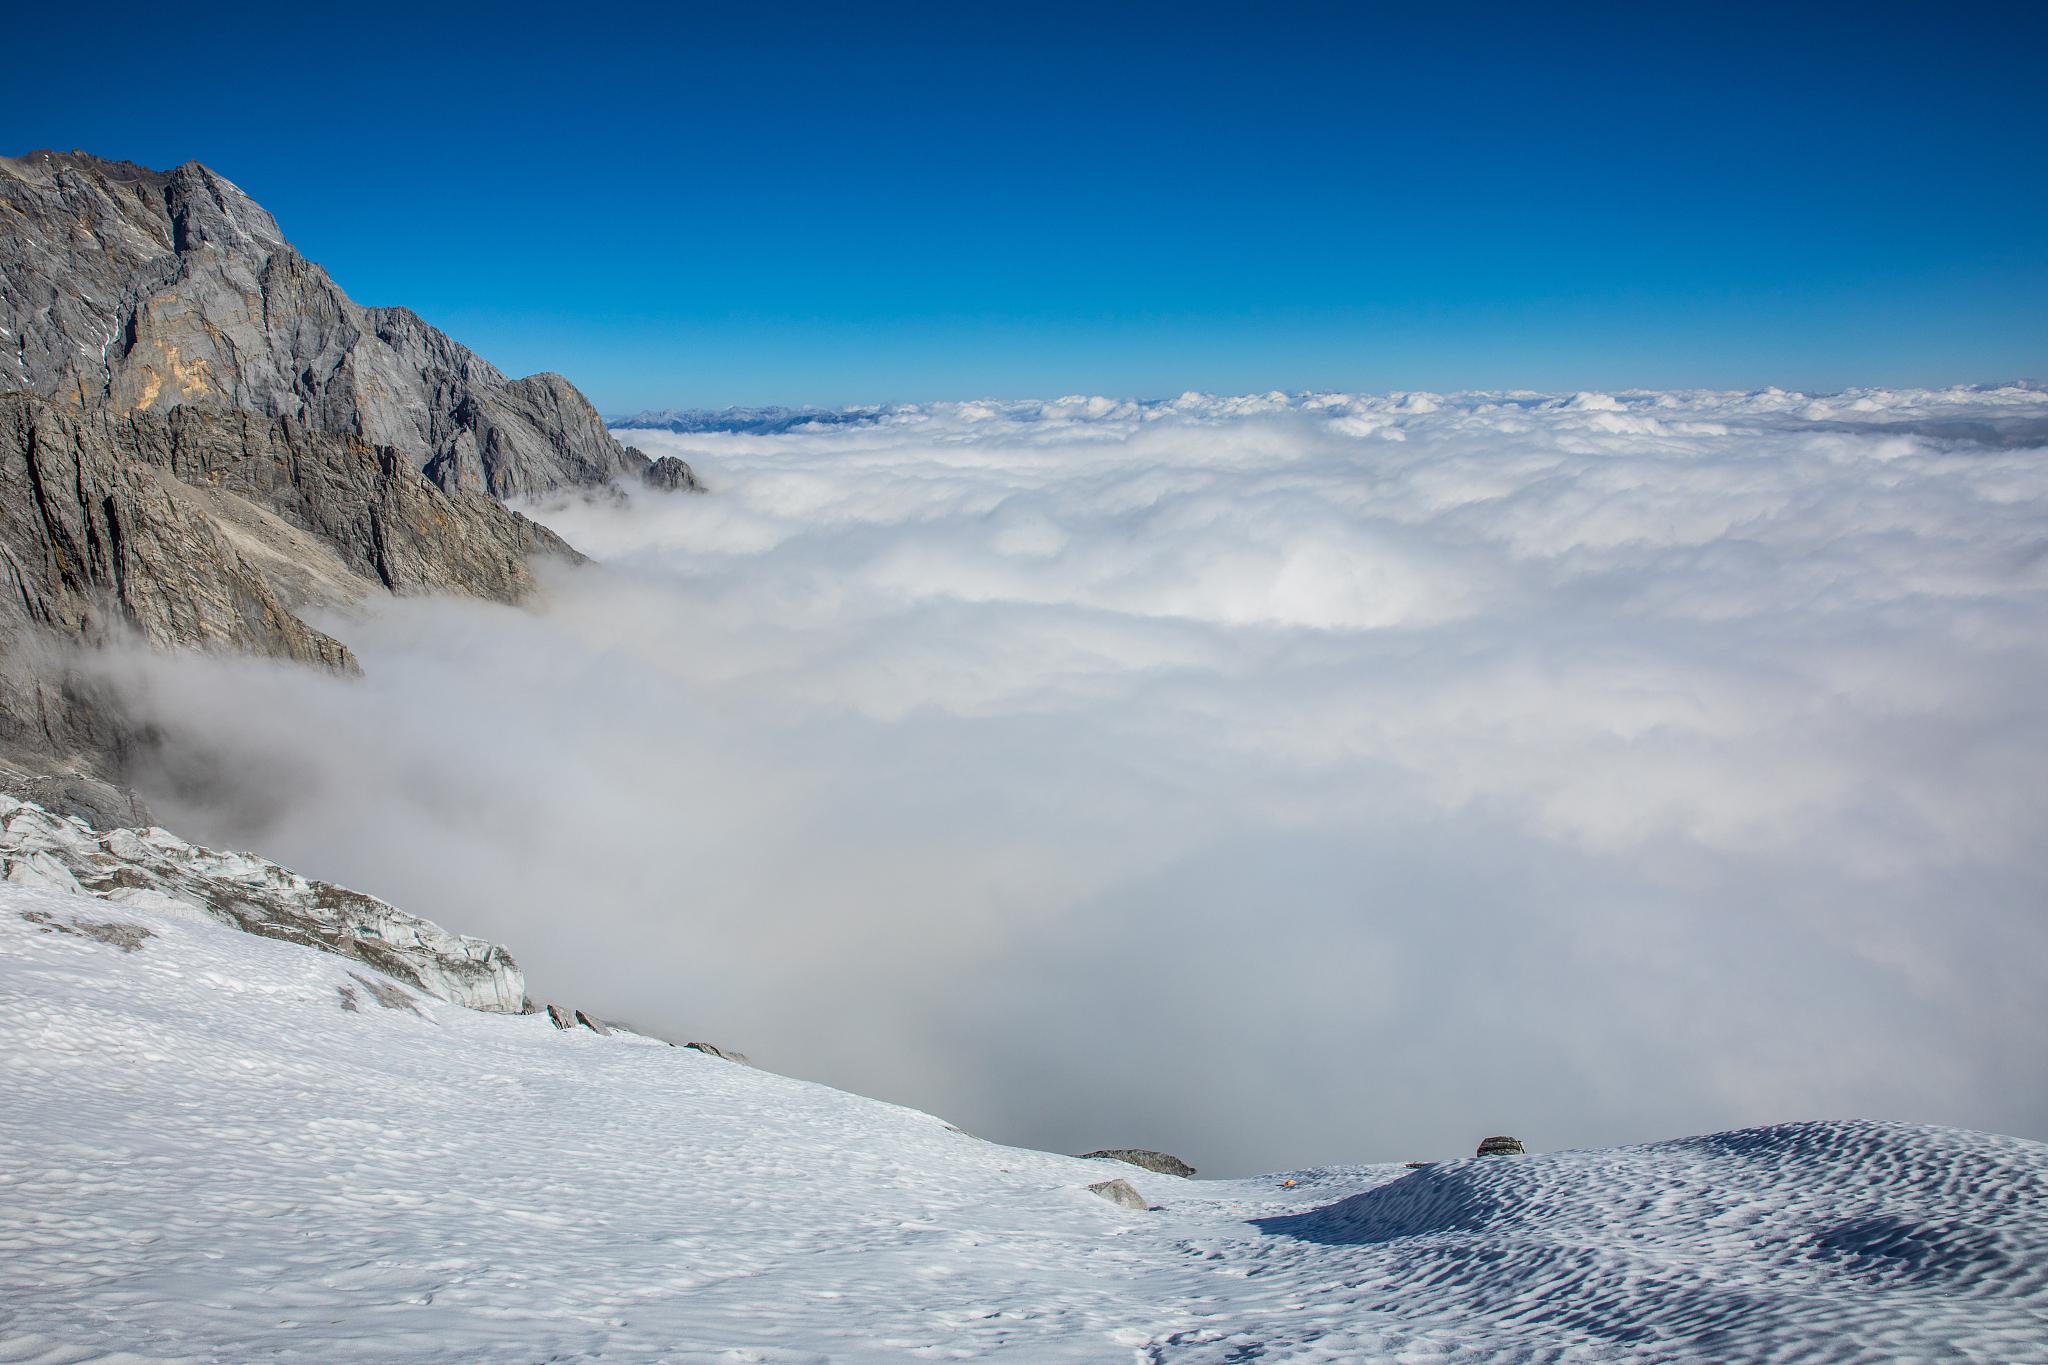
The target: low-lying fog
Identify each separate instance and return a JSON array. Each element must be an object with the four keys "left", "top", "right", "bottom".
[{"left": 109, "top": 386, "right": 2048, "bottom": 1174}]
